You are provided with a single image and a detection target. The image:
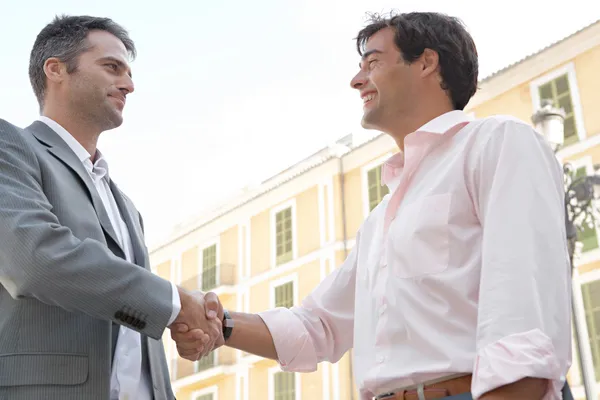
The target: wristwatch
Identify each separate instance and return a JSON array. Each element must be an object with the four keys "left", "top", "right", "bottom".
[{"left": 222, "top": 309, "right": 234, "bottom": 341}]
